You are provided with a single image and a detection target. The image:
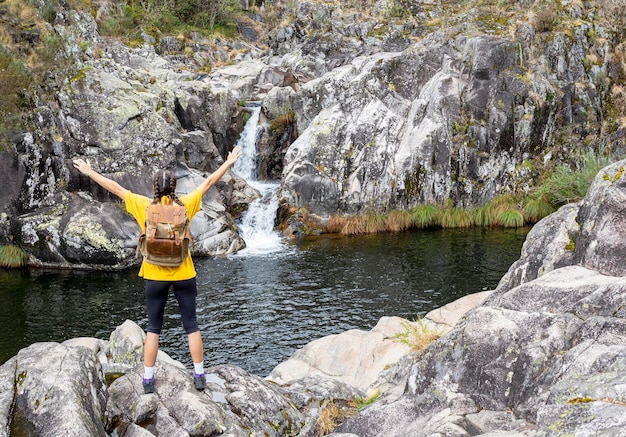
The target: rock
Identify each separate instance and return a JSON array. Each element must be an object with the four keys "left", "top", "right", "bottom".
[
  {"left": 109, "top": 319, "right": 145, "bottom": 367},
  {"left": 10, "top": 342, "right": 108, "bottom": 437},
  {"left": 215, "top": 365, "right": 306, "bottom": 435},
  {"left": 335, "top": 265, "right": 626, "bottom": 436},
  {"left": 105, "top": 364, "right": 240, "bottom": 436},
  {"left": 571, "top": 160, "right": 626, "bottom": 276},
  {"left": 268, "top": 316, "right": 419, "bottom": 392},
  {"left": 496, "top": 203, "right": 578, "bottom": 293},
  {"left": 269, "top": 294, "right": 489, "bottom": 395},
  {"left": 0, "top": 357, "right": 16, "bottom": 437},
  {"left": 497, "top": 158, "right": 626, "bottom": 293},
  {"left": 423, "top": 289, "right": 493, "bottom": 333}
]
